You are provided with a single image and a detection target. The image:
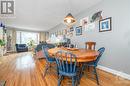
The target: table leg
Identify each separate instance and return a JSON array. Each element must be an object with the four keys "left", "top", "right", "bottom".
[{"left": 77, "top": 63, "right": 86, "bottom": 84}]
